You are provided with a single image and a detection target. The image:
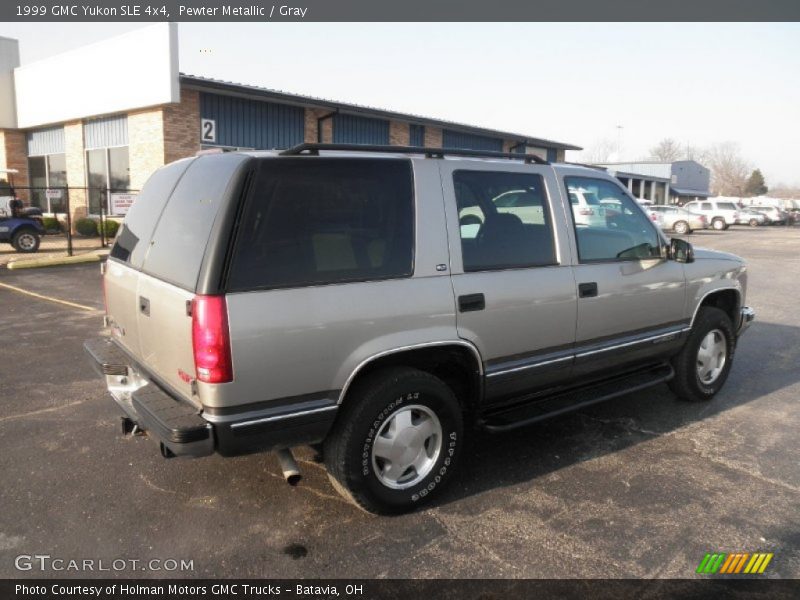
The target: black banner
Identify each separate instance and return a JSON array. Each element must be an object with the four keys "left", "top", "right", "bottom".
[
  {"left": 2, "top": 579, "right": 799, "bottom": 600},
  {"left": 3, "top": 0, "right": 800, "bottom": 22}
]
